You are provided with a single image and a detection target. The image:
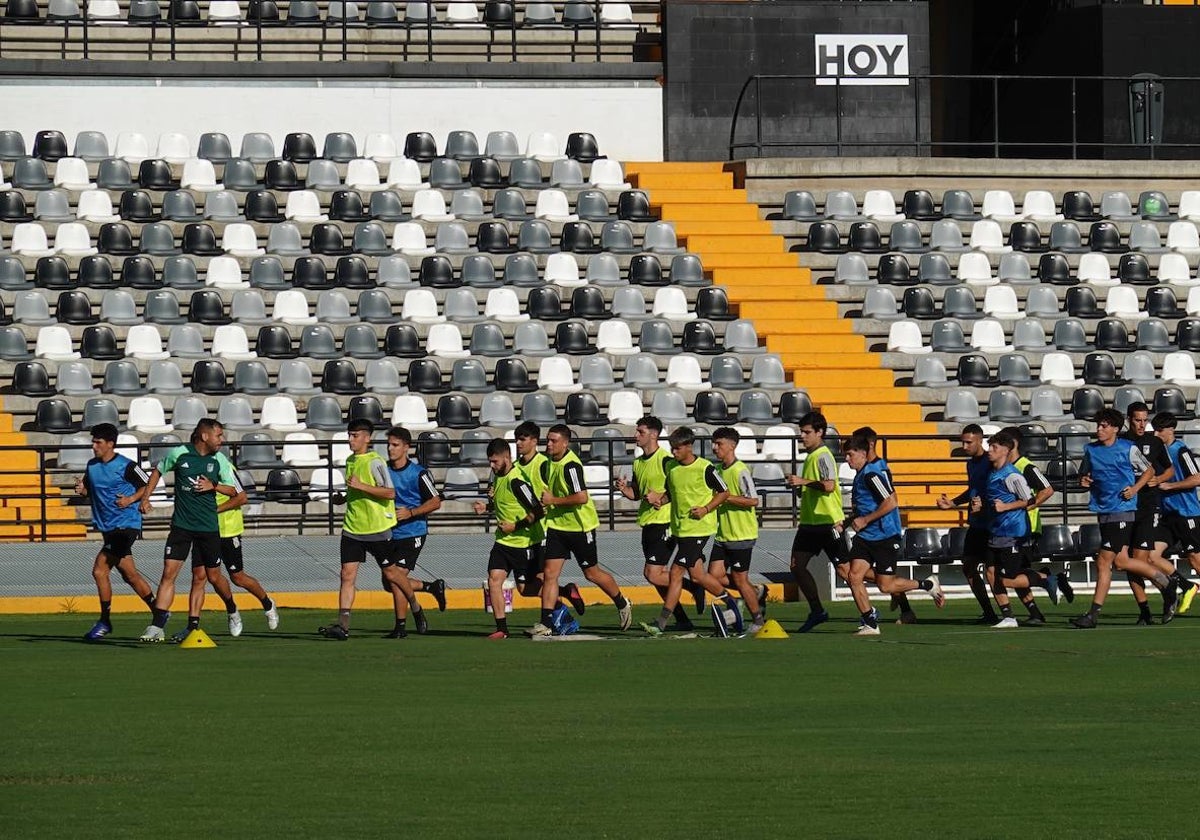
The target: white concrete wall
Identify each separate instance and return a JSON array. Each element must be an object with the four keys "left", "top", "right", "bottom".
[{"left": 0, "top": 78, "right": 664, "bottom": 161}]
